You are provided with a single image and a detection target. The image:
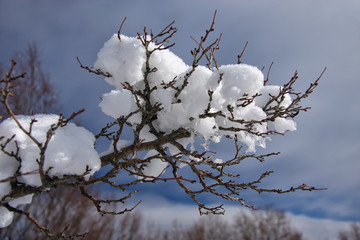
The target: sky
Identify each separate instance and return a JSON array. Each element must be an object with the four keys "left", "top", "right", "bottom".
[{"left": 0, "top": 0, "right": 359, "bottom": 238}]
